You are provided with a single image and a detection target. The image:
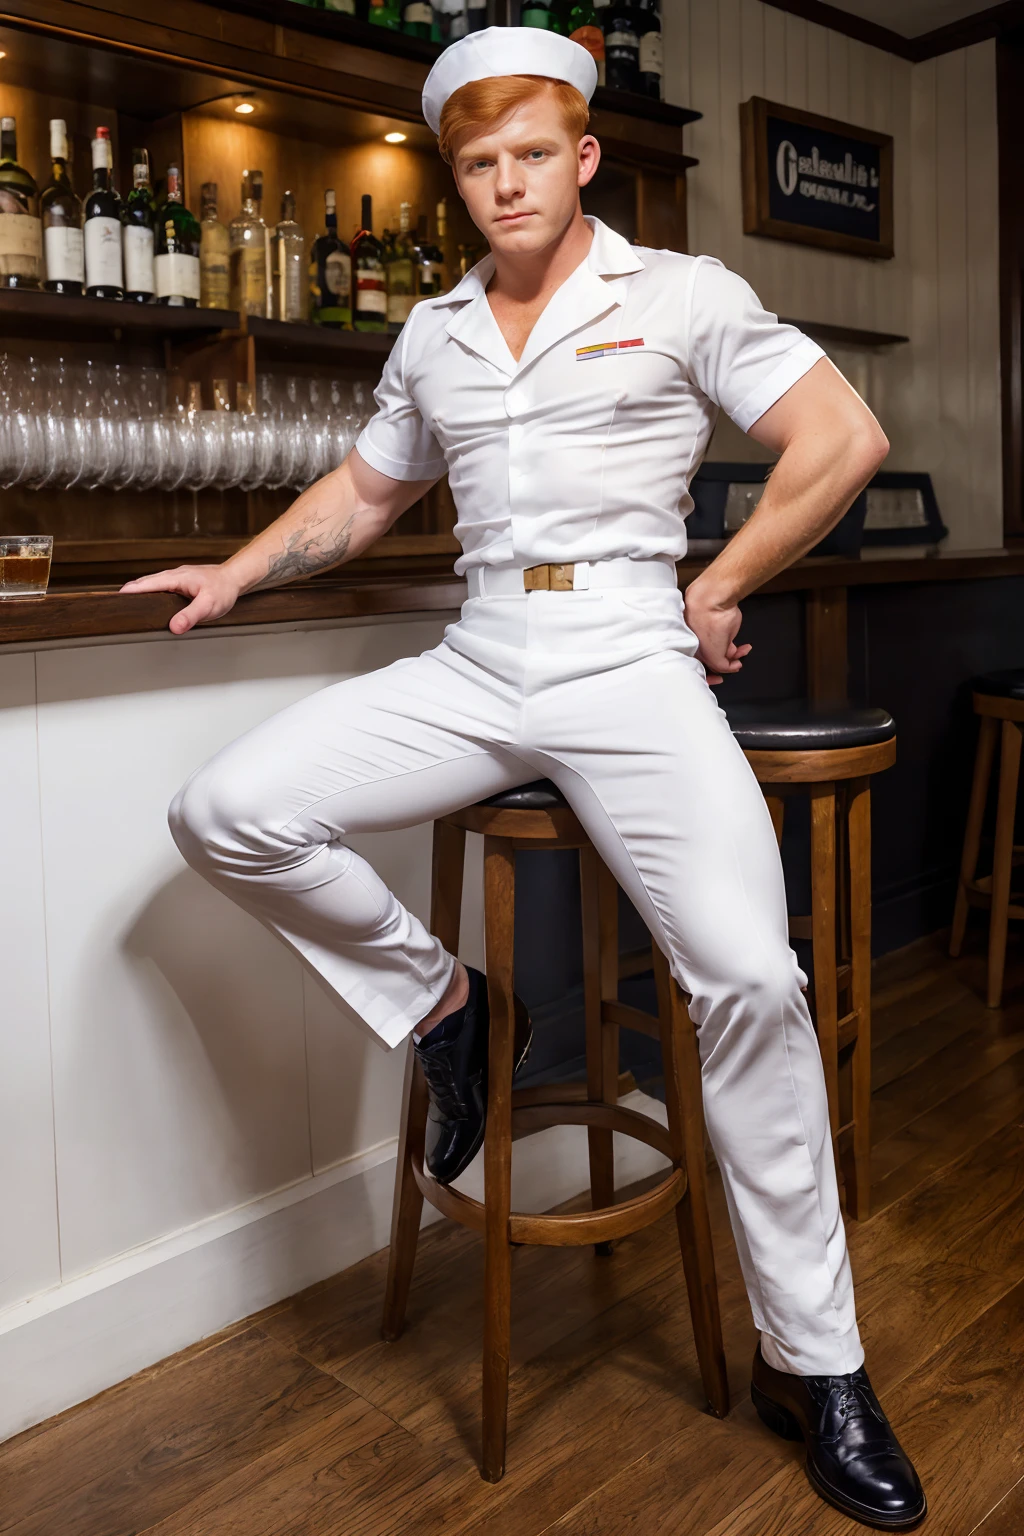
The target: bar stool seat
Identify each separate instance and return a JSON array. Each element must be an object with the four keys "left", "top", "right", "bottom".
[
  {"left": 381, "top": 781, "right": 730, "bottom": 1482},
  {"left": 723, "top": 698, "right": 897, "bottom": 1222},
  {"left": 950, "top": 667, "right": 1024, "bottom": 1006}
]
